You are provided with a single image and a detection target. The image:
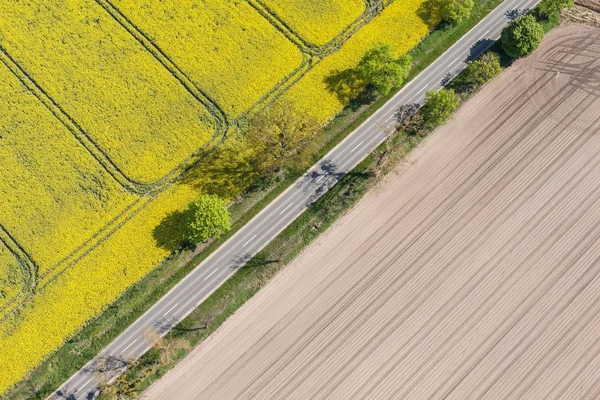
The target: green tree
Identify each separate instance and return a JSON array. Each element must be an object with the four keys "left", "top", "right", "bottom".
[
  {"left": 537, "top": 0, "right": 574, "bottom": 19},
  {"left": 185, "top": 194, "right": 231, "bottom": 243},
  {"left": 501, "top": 15, "right": 545, "bottom": 59},
  {"left": 462, "top": 51, "right": 502, "bottom": 89},
  {"left": 442, "top": 0, "right": 475, "bottom": 23},
  {"left": 421, "top": 88, "right": 461, "bottom": 128},
  {"left": 247, "top": 100, "right": 320, "bottom": 174},
  {"left": 355, "top": 43, "right": 412, "bottom": 95}
]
